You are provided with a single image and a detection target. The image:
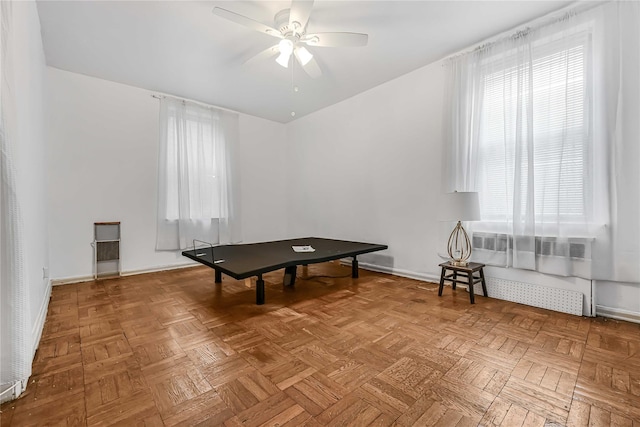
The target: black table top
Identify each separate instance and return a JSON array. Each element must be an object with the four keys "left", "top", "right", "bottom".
[{"left": 182, "top": 237, "right": 388, "bottom": 279}]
